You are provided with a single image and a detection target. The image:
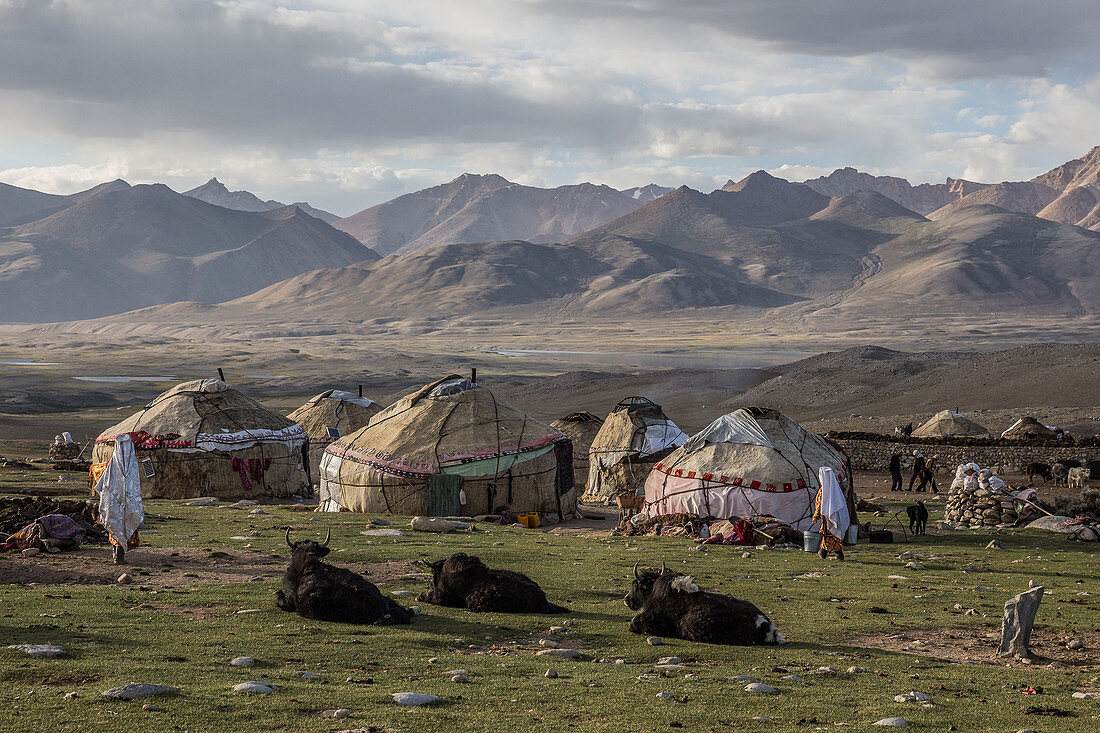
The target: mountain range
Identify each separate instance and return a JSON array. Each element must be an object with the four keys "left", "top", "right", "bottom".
[
  {"left": 183, "top": 178, "right": 341, "bottom": 223},
  {"left": 1, "top": 147, "right": 1097, "bottom": 327}
]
